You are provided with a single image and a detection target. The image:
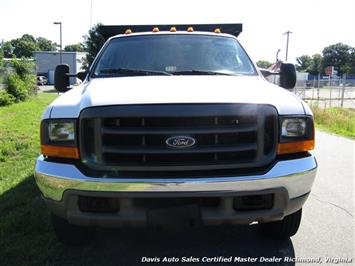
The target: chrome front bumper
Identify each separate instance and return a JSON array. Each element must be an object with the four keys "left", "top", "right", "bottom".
[{"left": 34, "top": 155, "right": 317, "bottom": 202}]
